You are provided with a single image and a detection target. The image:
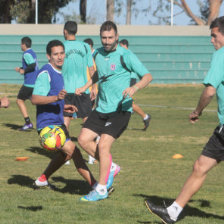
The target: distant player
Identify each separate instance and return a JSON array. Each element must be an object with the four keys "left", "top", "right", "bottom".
[
  {"left": 32, "top": 40, "right": 96, "bottom": 189},
  {"left": 119, "top": 39, "right": 151, "bottom": 130},
  {"left": 62, "top": 21, "right": 96, "bottom": 129},
  {"left": 15, "top": 36, "right": 38, "bottom": 131}
]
